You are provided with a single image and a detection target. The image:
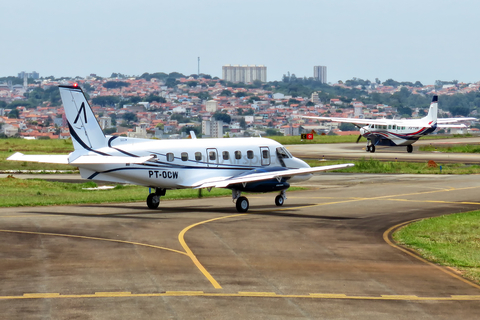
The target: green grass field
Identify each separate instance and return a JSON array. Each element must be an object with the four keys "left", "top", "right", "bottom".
[
  {"left": 0, "top": 138, "right": 76, "bottom": 171},
  {"left": 393, "top": 211, "right": 480, "bottom": 284},
  {"left": 420, "top": 144, "right": 480, "bottom": 153},
  {"left": 307, "top": 158, "right": 480, "bottom": 174},
  {"left": 0, "top": 177, "right": 234, "bottom": 207}
]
